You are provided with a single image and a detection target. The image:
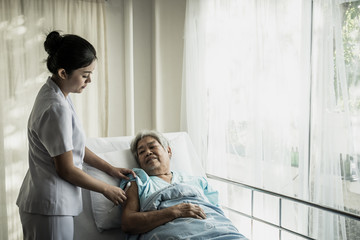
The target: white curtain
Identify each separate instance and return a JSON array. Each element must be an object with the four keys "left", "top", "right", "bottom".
[
  {"left": 0, "top": 0, "right": 107, "bottom": 239},
  {"left": 182, "top": 0, "right": 310, "bottom": 196},
  {"left": 1, "top": 0, "right": 187, "bottom": 239},
  {"left": 310, "top": 0, "right": 359, "bottom": 239},
  {"left": 182, "top": 0, "right": 311, "bottom": 237},
  {"left": 182, "top": 0, "right": 357, "bottom": 239}
]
